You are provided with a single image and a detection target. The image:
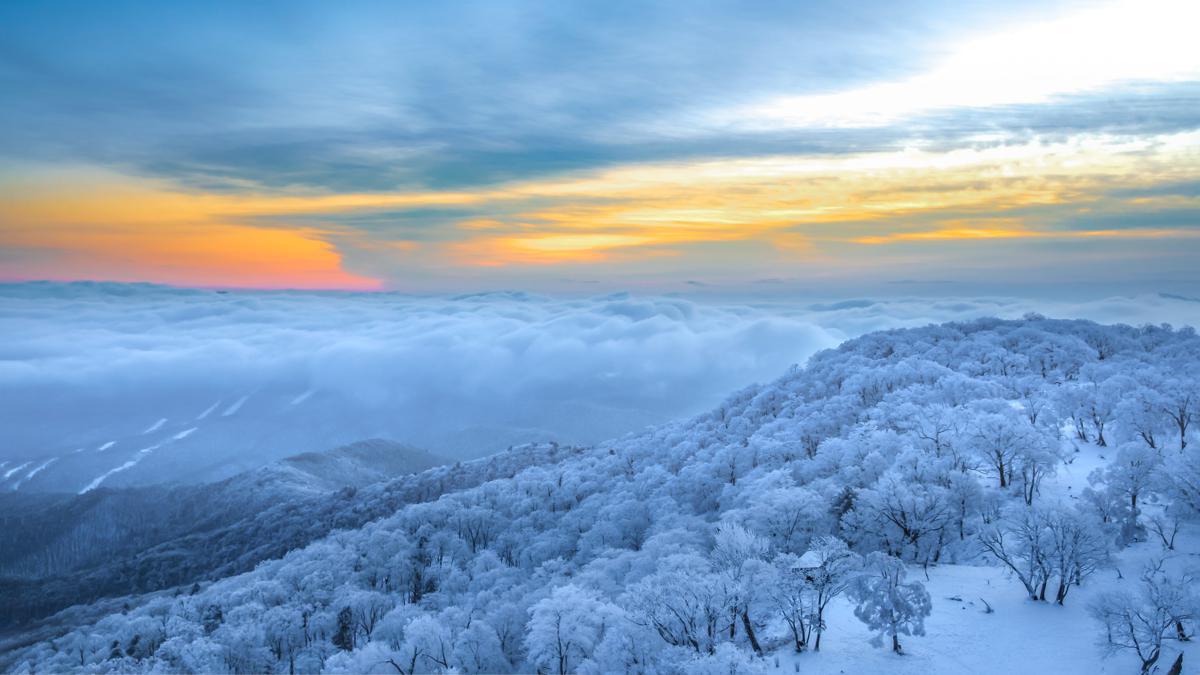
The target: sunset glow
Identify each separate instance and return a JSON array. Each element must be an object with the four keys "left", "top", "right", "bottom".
[{"left": 1, "top": 0, "right": 1197, "bottom": 291}]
